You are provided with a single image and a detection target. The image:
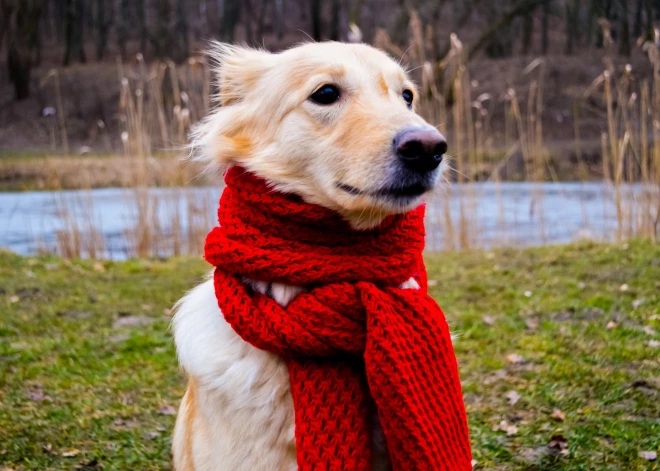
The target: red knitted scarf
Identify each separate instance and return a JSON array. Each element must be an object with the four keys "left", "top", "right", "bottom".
[{"left": 204, "top": 166, "right": 472, "bottom": 471}]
